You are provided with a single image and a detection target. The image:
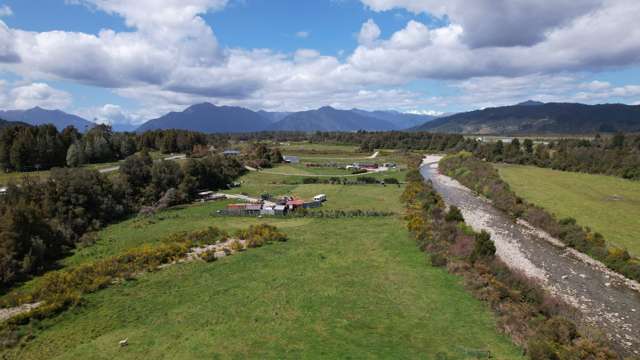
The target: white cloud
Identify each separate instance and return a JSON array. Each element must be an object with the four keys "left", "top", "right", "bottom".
[
  {"left": 0, "top": 82, "right": 72, "bottom": 110},
  {"left": 580, "top": 80, "right": 611, "bottom": 91},
  {"left": 358, "top": 19, "right": 381, "bottom": 47},
  {"left": 360, "top": 0, "right": 604, "bottom": 48},
  {"left": 0, "top": 5, "right": 12, "bottom": 17},
  {"left": 349, "top": 0, "right": 640, "bottom": 80},
  {"left": 406, "top": 109, "right": 443, "bottom": 116},
  {"left": 0, "top": 0, "right": 637, "bottom": 123},
  {"left": 75, "top": 103, "right": 149, "bottom": 125},
  {"left": 295, "top": 31, "right": 310, "bottom": 39}
]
